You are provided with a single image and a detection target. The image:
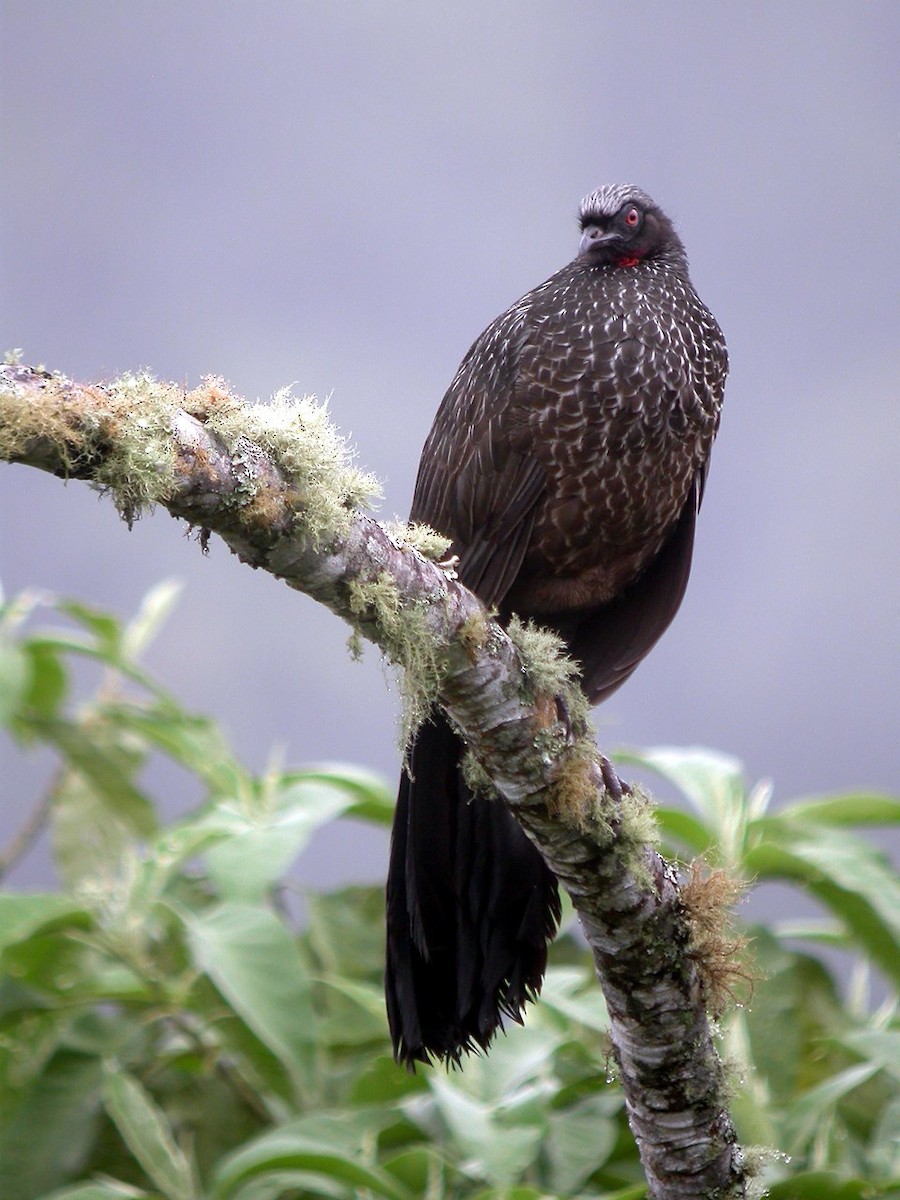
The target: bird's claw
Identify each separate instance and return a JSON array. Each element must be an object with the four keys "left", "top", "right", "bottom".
[{"left": 599, "top": 755, "right": 630, "bottom": 802}]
